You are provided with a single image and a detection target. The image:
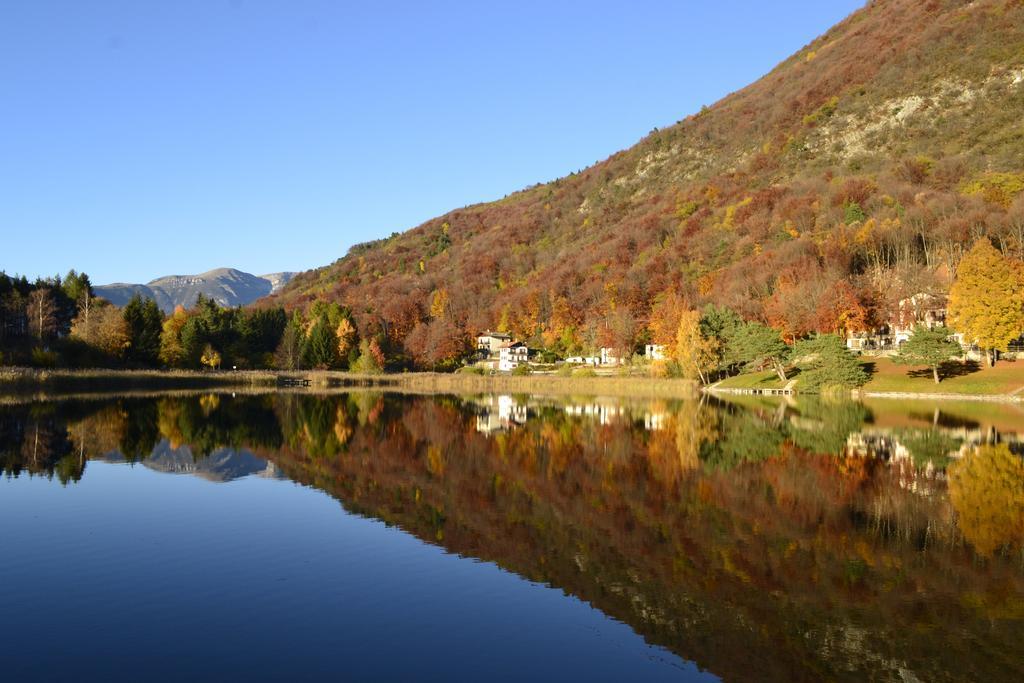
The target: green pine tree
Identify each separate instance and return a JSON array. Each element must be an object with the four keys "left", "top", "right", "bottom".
[
  {"left": 794, "top": 334, "right": 868, "bottom": 392},
  {"left": 893, "top": 325, "right": 962, "bottom": 383},
  {"left": 303, "top": 316, "right": 339, "bottom": 369}
]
